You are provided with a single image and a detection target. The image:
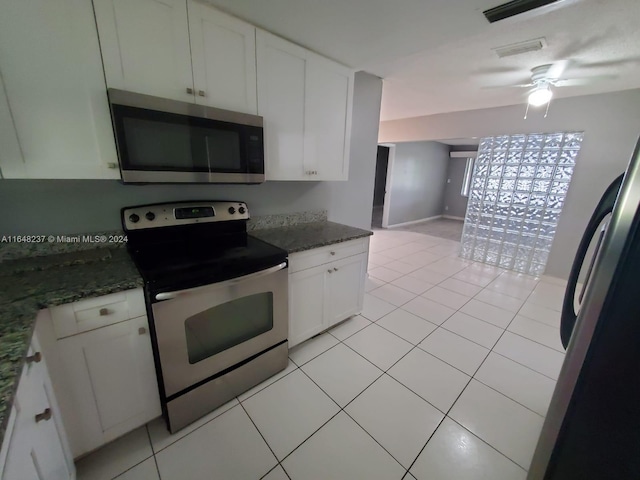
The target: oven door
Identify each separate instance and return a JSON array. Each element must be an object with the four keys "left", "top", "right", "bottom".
[{"left": 151, "top": 262, "right": 287, "bottom": 398}]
